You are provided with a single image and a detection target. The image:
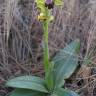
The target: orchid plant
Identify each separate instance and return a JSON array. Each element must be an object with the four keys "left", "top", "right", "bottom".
[{"left": 6, "top": 0, "right": 80, "bottom": 96}]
